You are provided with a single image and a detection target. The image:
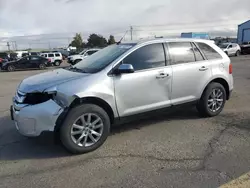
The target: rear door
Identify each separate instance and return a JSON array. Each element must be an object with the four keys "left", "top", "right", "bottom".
[
  {"left": 30, "top": 56, "right": 40, "bottom": 68},
  {"left": 48, "top": 53, "right": 55, "bottom": 62},
  {"left": 167, "top": 41, "right": 212, "bottom": 105}
]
